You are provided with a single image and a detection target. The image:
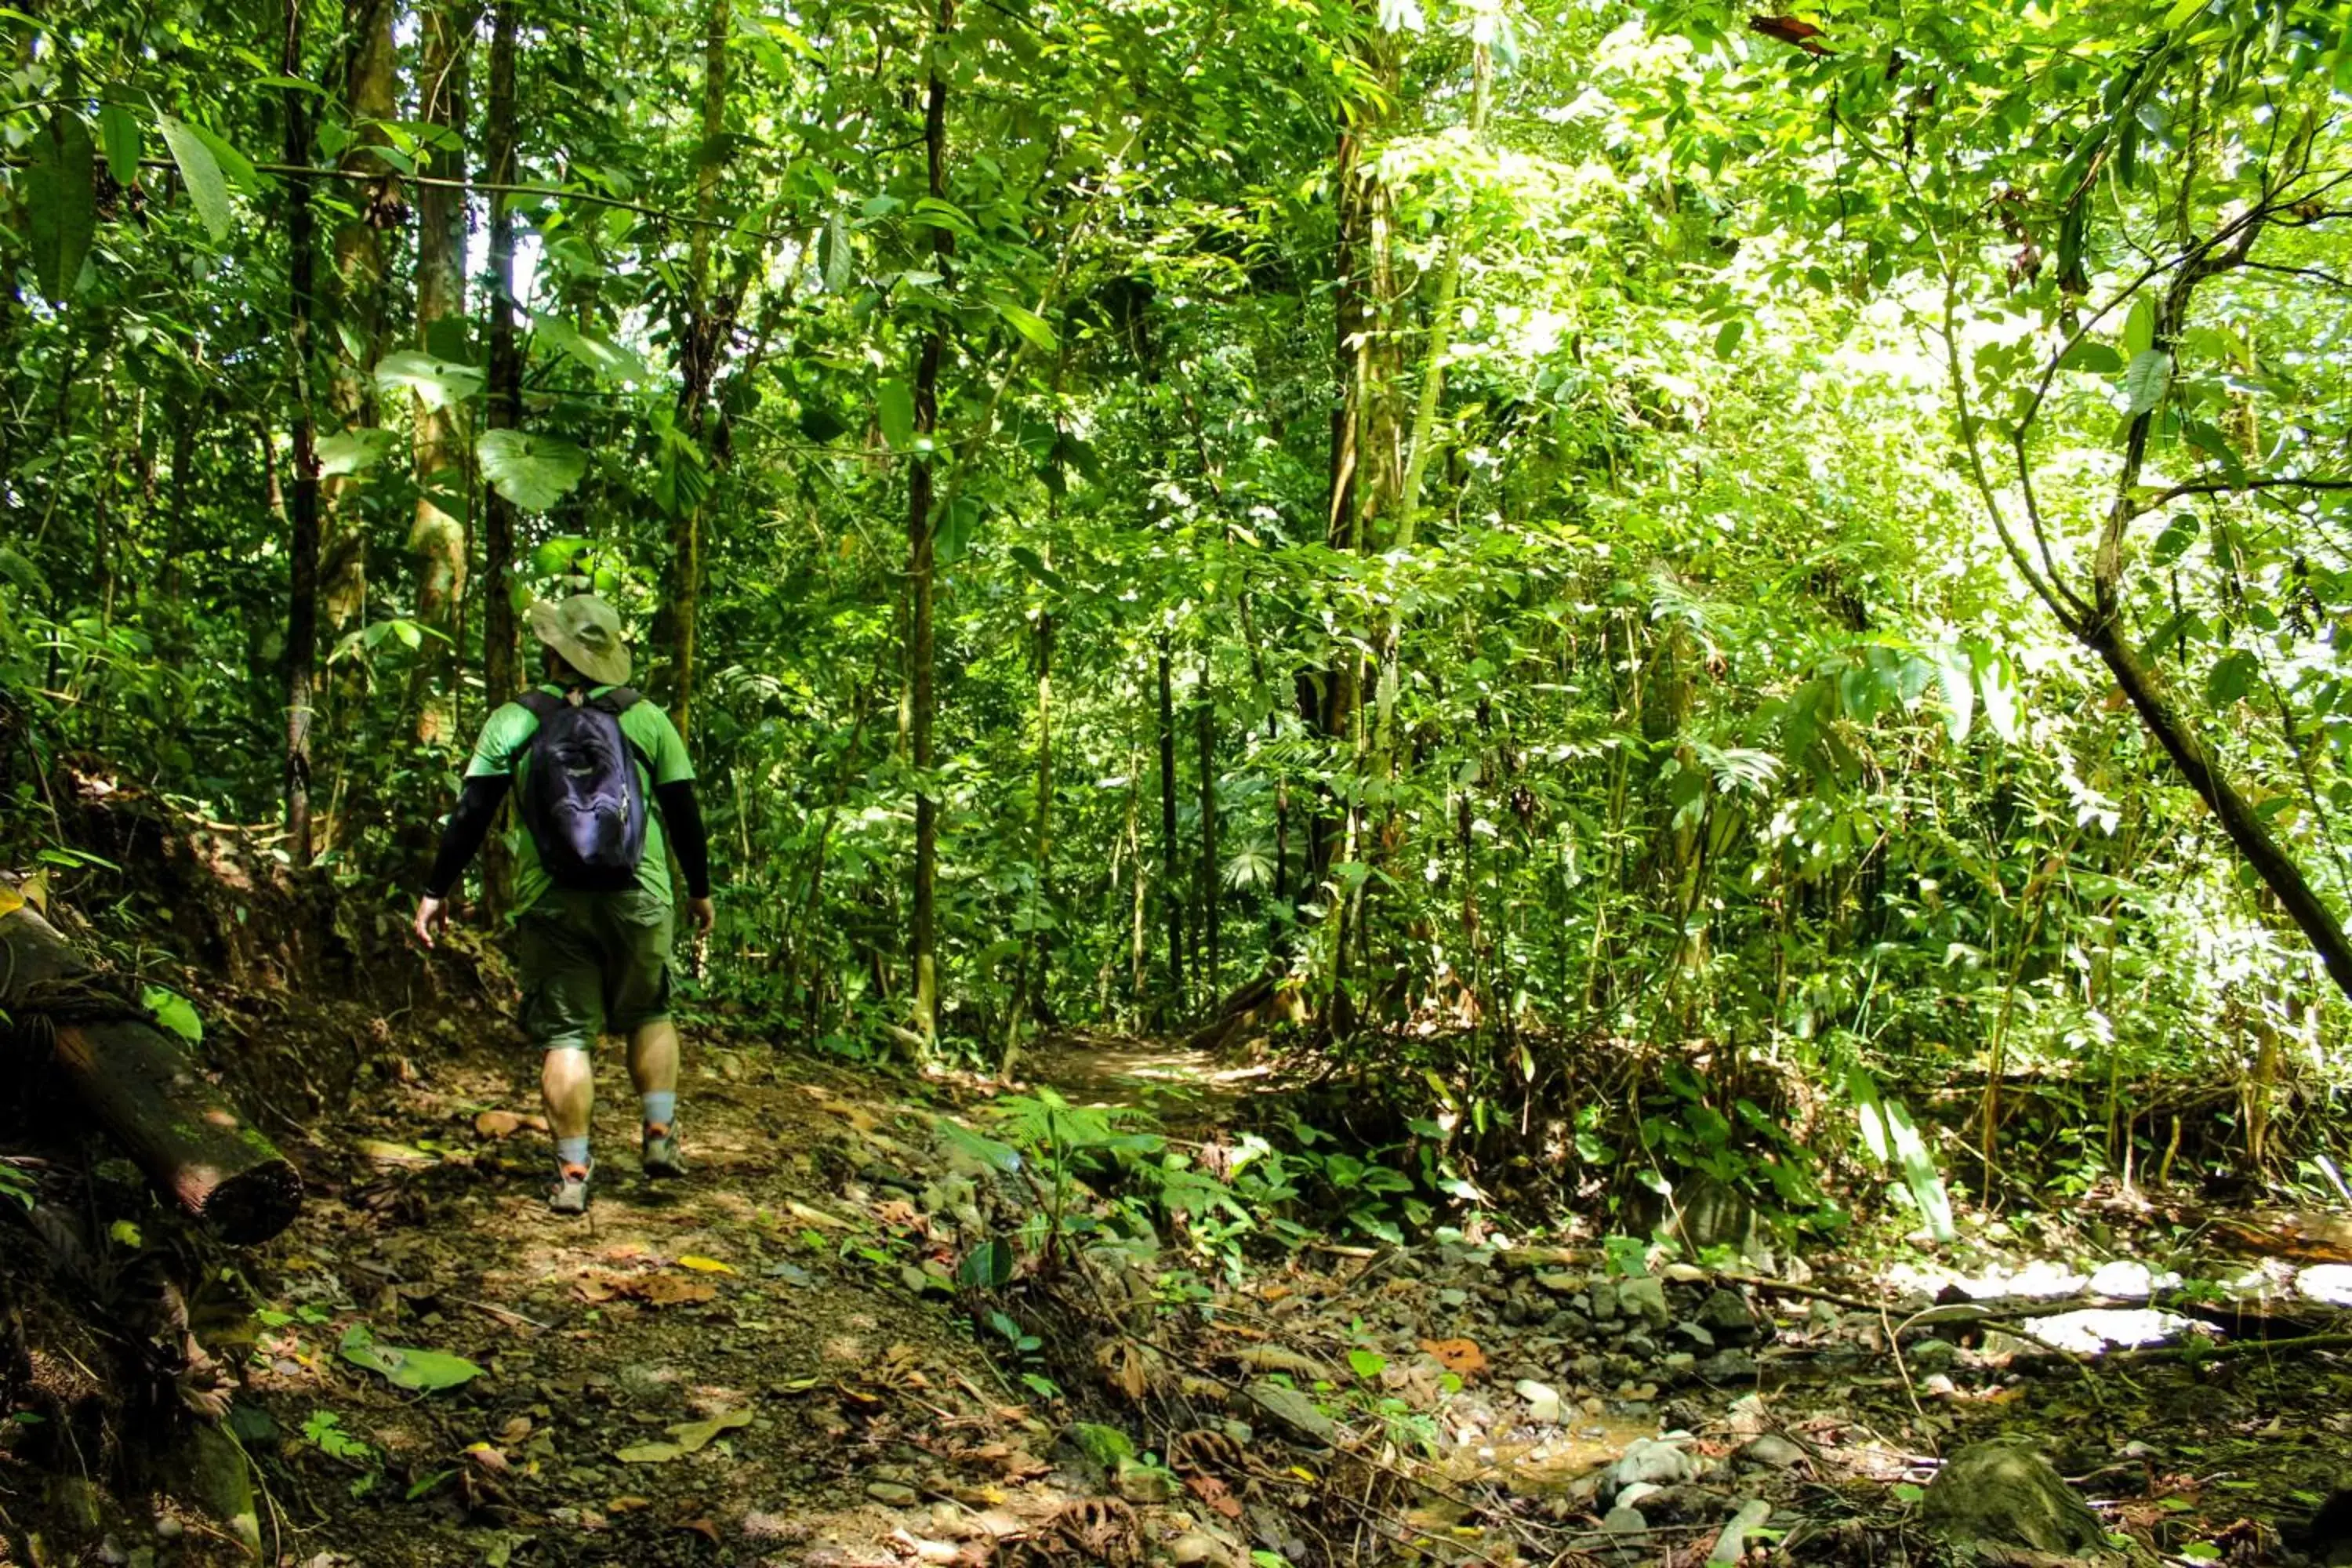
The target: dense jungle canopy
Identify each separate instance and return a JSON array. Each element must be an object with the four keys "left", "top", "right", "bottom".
[{"left": 11, "top": 0, "right": 2352, "bottom": 1207}]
